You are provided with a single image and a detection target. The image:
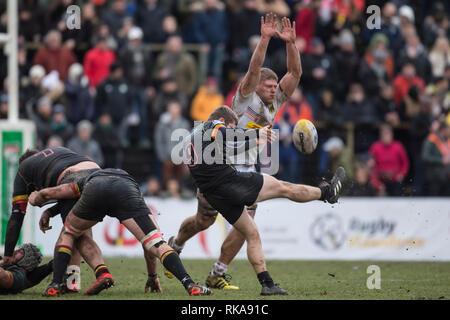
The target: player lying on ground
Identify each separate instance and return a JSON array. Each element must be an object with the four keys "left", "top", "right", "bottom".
[
  {"left": 183, "top": 106, "right": 345, "bottom": 295},
  {"left": 0, "top": 243, "right": 53, "bottom": 295},
  {"left": 29, "top": 168, "right": 212, "bottom": 296},
  {"left": 168, "top": 13, "right": 302, "bottom": 290},
  {"left": 3, "top": 147, "right": 112, "bottom": 295}
]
